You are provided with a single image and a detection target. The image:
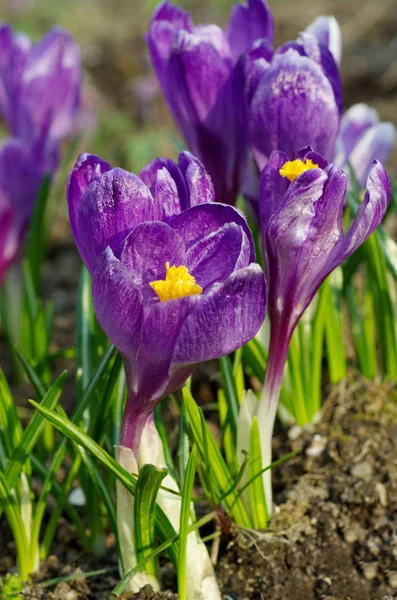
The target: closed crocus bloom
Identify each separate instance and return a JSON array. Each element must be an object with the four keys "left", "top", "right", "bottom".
[
  {"left": 248, "top": 34, "right": 342, "bottom": 171},
  {"left": 147, "top": 0, "right": 273, "bottom": 206},
  {"left": 256, "top": 148, "right": 390, "bottom": 511},
  {"left": 0, "top": 24, "right": 81, "bottom": 173},
  {"left": 335, "top": 103, "right": 396, "bottom": 188},
  {"left": 68, "top": 151, "right": 266, "bottom": 452},
  {"left": 0, "top": 138, "right": 42, "bottom": 284}
]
